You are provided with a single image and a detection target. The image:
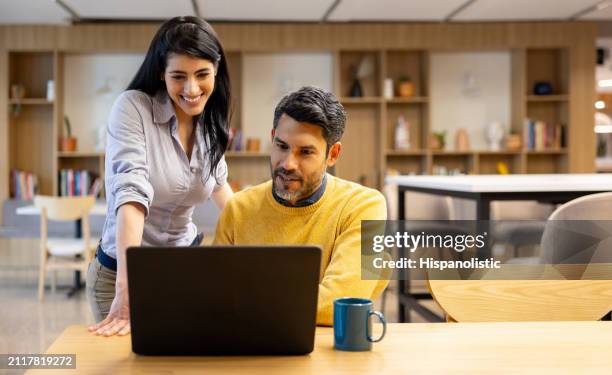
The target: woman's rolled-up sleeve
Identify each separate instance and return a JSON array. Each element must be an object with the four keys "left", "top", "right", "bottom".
[
  {"left": 106, "top": 92, "right": 154, "bottom": 216},
  {"left": 213, "top": 155, "right": 228, "bottom": 192}
]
